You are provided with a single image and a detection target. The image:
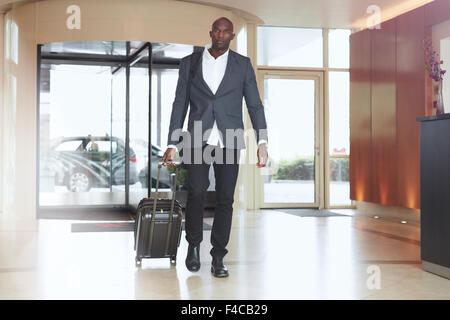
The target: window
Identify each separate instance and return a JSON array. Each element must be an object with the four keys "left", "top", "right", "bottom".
[
  {"left": 329, "top": 71, "right": 350, "bottom": 206},
  {"left": 257, "top": 26, "right": 323, "bottom": 68}
]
